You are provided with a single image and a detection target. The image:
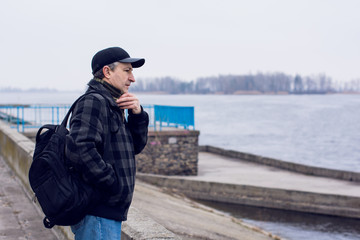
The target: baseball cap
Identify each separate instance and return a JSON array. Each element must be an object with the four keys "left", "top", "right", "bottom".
[{"left": 91, "top": 47, "right": 145, "bottom": 74}]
